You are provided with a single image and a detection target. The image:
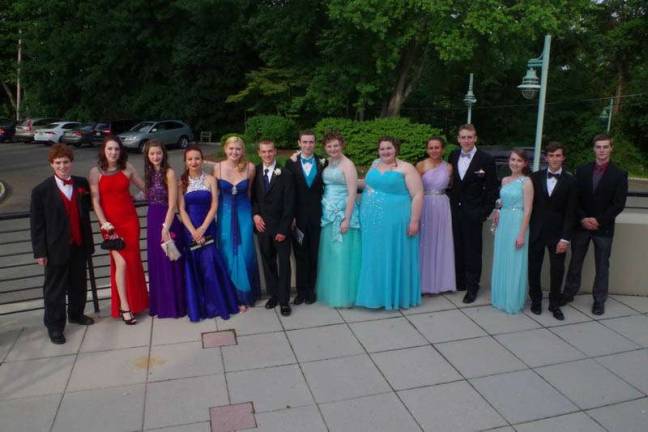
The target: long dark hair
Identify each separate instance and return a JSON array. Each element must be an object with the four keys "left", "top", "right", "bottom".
[
  {"left": 98, "top": 136, "right": 127, "bottom": 171},
  {"left": 143, "top": 139, "right": 169, "bottom": 191},
  {"left": 181, "top": 145, "right": 204, "bottom": 193},
  {"left": 510, "top": 149, "right": 531, "bottom": 175}
]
